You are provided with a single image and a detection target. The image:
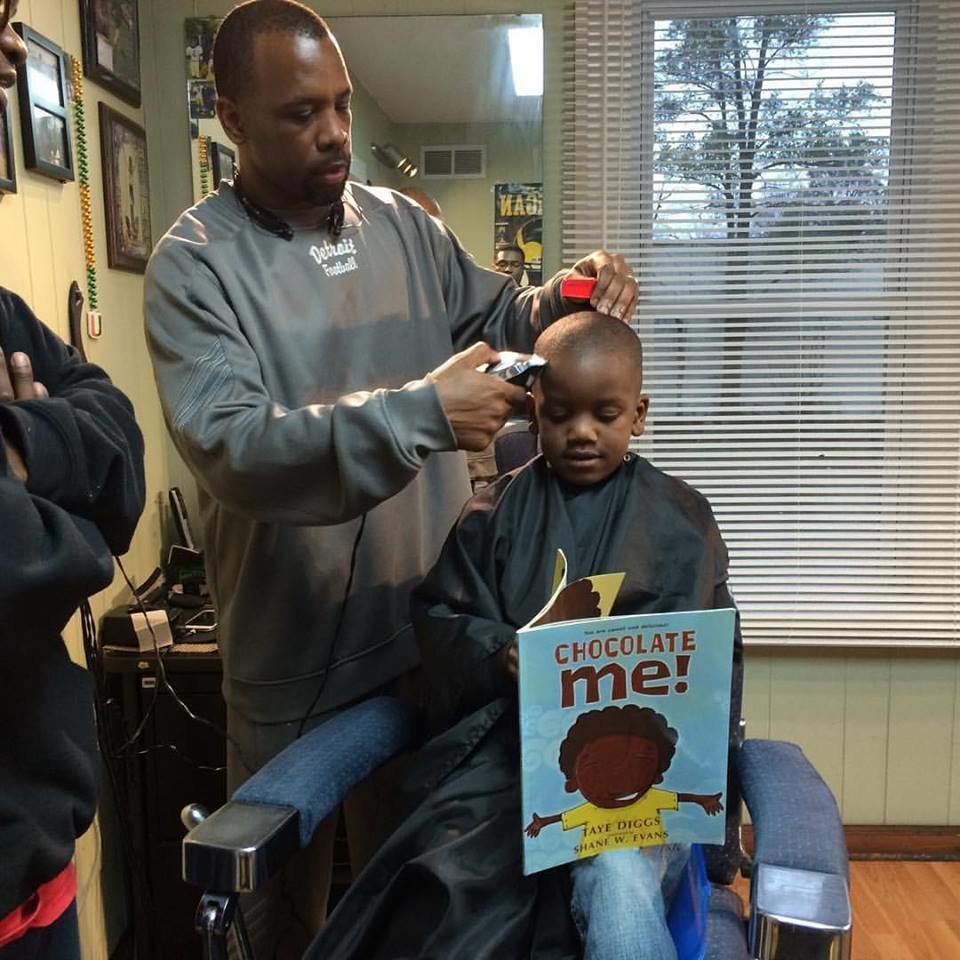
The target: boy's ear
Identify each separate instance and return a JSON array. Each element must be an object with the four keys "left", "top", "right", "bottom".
[
  {"left": 526, "top": 392, "right": 539, "bottom": 435},
  {"left": 564, "top": 777, "right": 579, "bottom": 793},
  {"left": 631, "top": 394, "right": 650, "bottom": 437}
]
